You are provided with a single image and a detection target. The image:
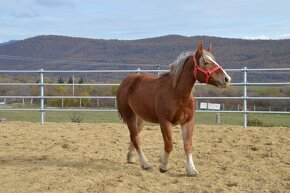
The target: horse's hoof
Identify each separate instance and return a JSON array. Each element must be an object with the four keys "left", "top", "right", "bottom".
[
  {"left": 127, "top": 156, "right": 136, "bottom": 164},
  {"left": 127, "top": 153, "right": 136, "bottom": 164},
  {"left": 187, "top": 170, "right": 199, "bottom": 177},
  {"left": 159, "top": 168, "right": 168, "bottom": 173},
  {"left": 142, "top": 165, "right": 153, "bottom": 171}
]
